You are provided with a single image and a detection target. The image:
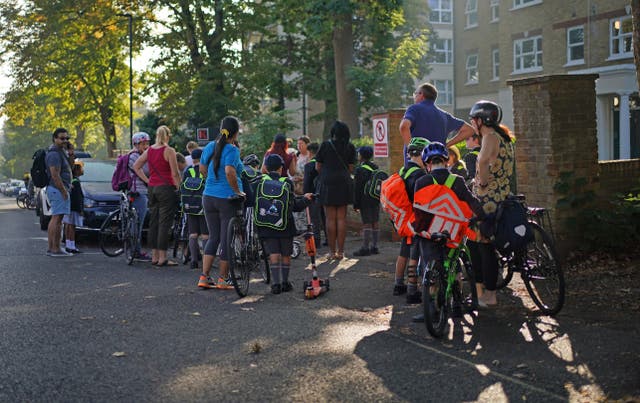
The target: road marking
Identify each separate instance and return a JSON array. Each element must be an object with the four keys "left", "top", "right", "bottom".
[{"left": 389, "top": 331, "right": 566, "bottom": 401}]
